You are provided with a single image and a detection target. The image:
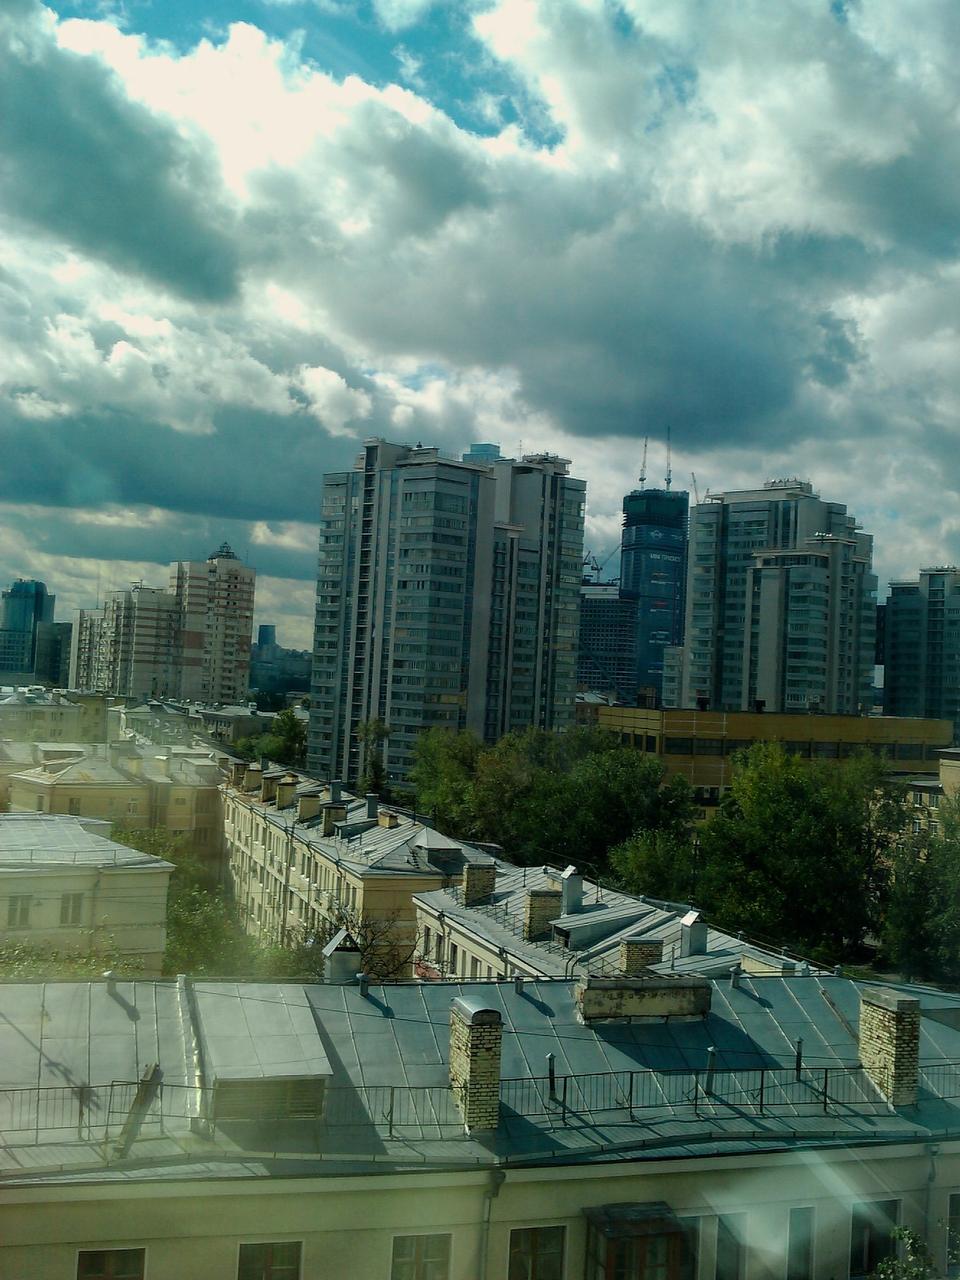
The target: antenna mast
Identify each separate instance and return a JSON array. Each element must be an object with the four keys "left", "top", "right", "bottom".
[
  {"left": 639, "top": 436, "right": 648, "bottom": 487},
  {"left": 665, "top": 426, "right": 672, "bottom": 490}
]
